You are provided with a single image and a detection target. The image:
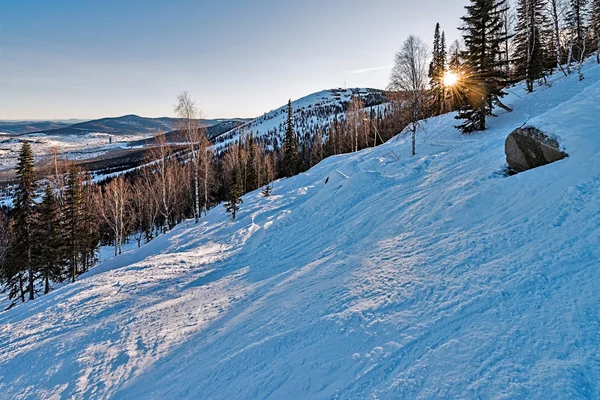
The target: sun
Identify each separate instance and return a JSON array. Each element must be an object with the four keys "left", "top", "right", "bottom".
[{"left": 444, "top": 70, "right": 459, "bottom": 86}]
